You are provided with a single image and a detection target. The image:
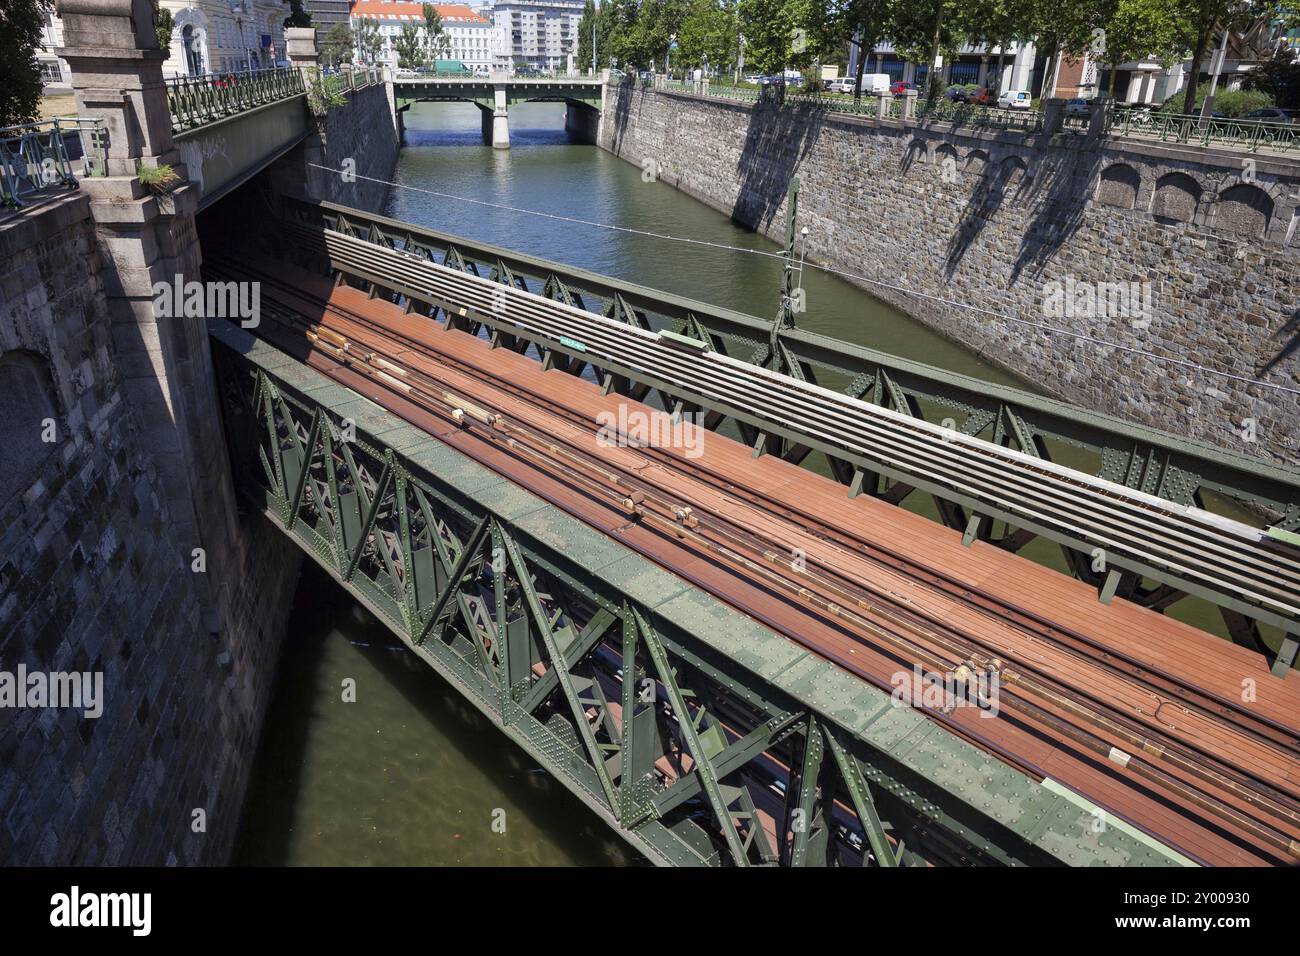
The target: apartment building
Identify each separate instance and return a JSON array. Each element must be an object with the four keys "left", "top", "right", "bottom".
[
  {"left": 352, "top": 1, "right": 495, "bottom": 71},
  {"left": 490, "top": 0, "right": 583, "bottom": 72}
]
